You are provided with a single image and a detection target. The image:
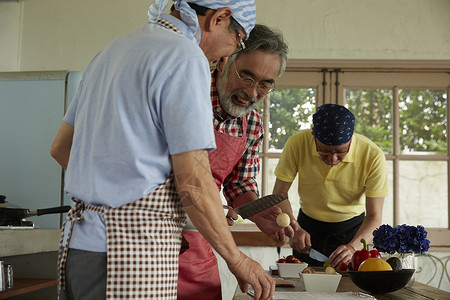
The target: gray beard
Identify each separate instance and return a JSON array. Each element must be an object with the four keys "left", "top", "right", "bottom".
[{"left": 216, "top": 78, "right": 259, "bottom": 118}]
